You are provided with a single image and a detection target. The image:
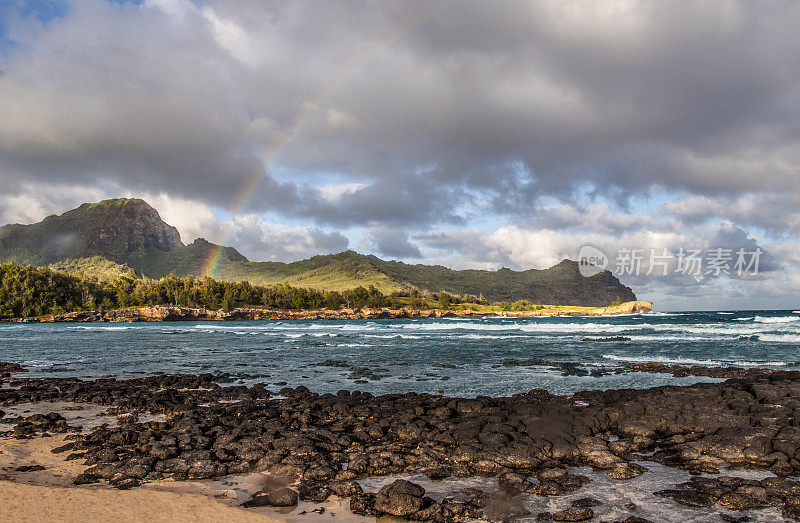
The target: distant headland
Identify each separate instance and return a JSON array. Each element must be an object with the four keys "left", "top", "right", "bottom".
[{"left": 0, "top": 198, "right": 639, "bottom": 311}]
